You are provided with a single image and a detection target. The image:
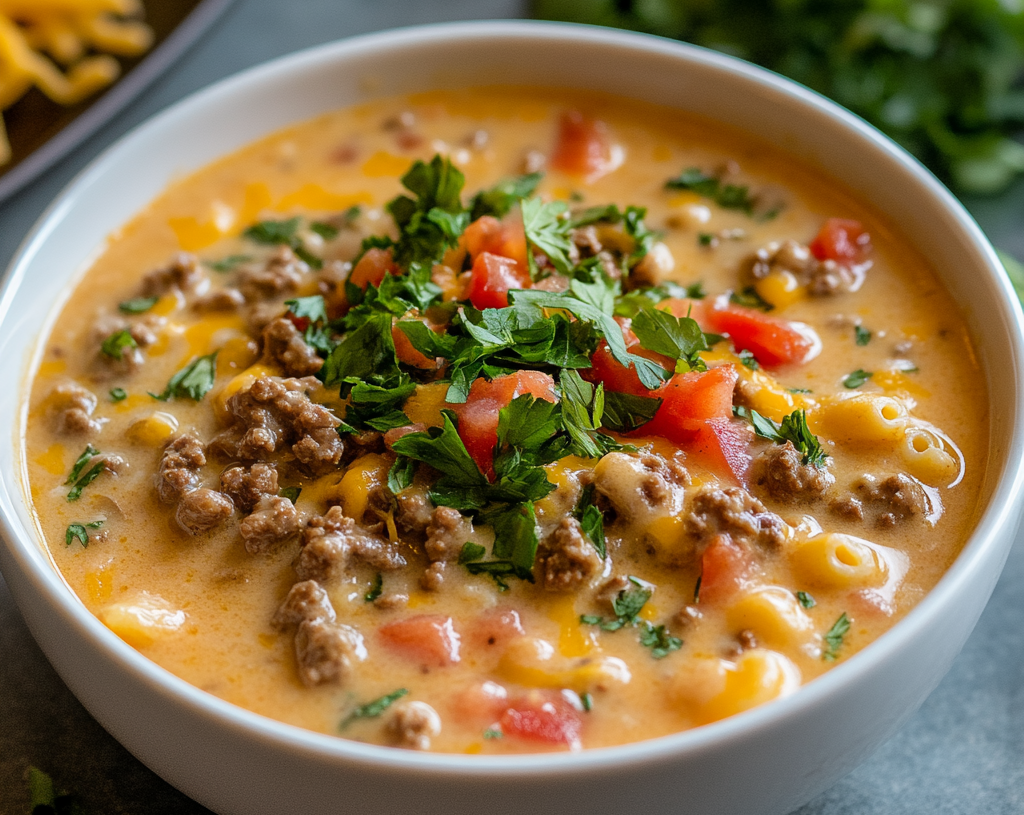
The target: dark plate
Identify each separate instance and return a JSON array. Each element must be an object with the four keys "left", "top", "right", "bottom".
[{"left": 0, "top": 0, "right": 235, "bottom": 204}]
